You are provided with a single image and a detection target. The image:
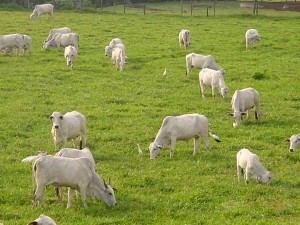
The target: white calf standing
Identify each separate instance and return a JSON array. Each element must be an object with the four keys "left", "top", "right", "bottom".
[
  {"left": 179, "top": 29, "right": 190, "bottom": 49},
  {"left": 30, "top": 4, "right": 54, "bottom": 20},
  {"left": 50, "top": 111, "right": 86, "bottom": 151},
  {"left": 286, "top": 134, "right": 300, "bottom": 152},
  {"left": 199, "top": 68, "right": 229, "bottom": 98},
  {"left": 230, "top": 87, "right": 261, "bottom": 127},
  {"left": 111, "top": 47, "right": 125, "bottom": 71},
  {"left": 148, "top": 113, "right": 221, "bottom": 159},
  {"left": 237, "top": 148, "right": 272, "bottom": 185},
  {"left": 64, "top": 45, "right": 78, "bottom": 69},
  {"left": 28, "top": 214, "right": 56, "bottom": 225},
  {"left": 245, "top": 29, "right": 261, "bottom": 49}
]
